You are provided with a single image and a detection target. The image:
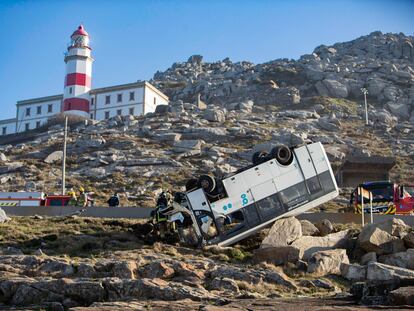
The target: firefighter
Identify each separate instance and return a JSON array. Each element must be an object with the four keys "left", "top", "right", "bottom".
[
  {"left": 152, "top": 190, "right": 173, "bottom": 238},
  {"left": 107, "top": 193, "right": 120, "bottom": 207},
  {"left": 67, "top": 191, "right": 77, "bottom": 206},
  {"left": 77, "top": 187, "right": 88, "bottom": 207}
]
